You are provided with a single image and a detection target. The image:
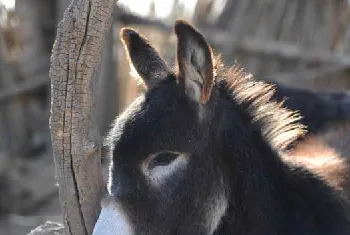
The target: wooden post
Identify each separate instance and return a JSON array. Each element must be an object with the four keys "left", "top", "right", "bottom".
[{"left": 49, "top": 0, "right": 116, "bottom": 234}]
